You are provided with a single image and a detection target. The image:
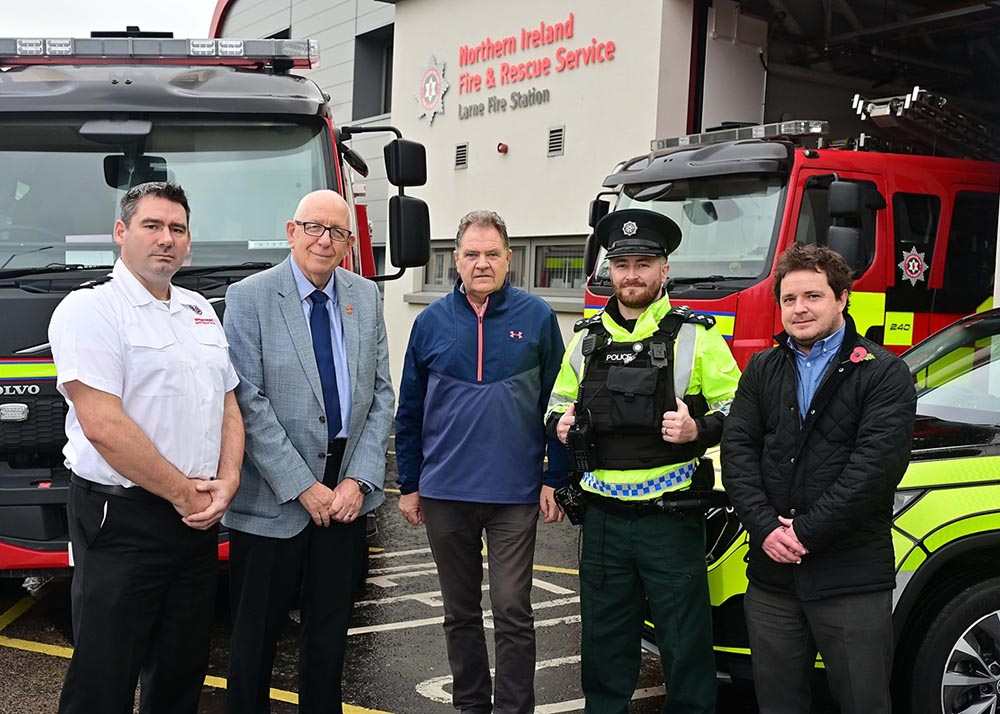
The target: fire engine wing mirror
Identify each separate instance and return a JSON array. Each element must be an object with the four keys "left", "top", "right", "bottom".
[
  {"left": 827, "top": 226, "right": 863, "bottom": 273},
  {"left": 385, "top": 139, "right": 427, "bottom": 188},
  {"left": 584, "top": 233, "right": 600, "bottom": 277},
  {"left": 828, "top": 181, "right": 864, "bottom": 218},
  {"left": 103, "top": 155, "right": 168, "bottom": 189},
  {"left": 340, "top": 144, "right": 369, "bottom": 178},
  {"left": 589, "top": 198, "right": 611, "bottom": 228},
  {"left": 387, "top": 195, "right": 430, "bottom": 269}
]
